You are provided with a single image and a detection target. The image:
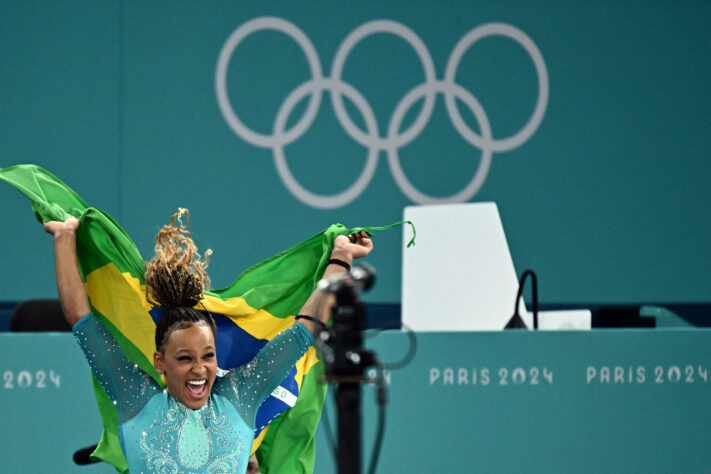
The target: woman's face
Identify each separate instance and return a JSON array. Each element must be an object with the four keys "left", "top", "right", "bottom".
[{"left": 153, "top": 323, "right": 217, "bottom": 410}]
